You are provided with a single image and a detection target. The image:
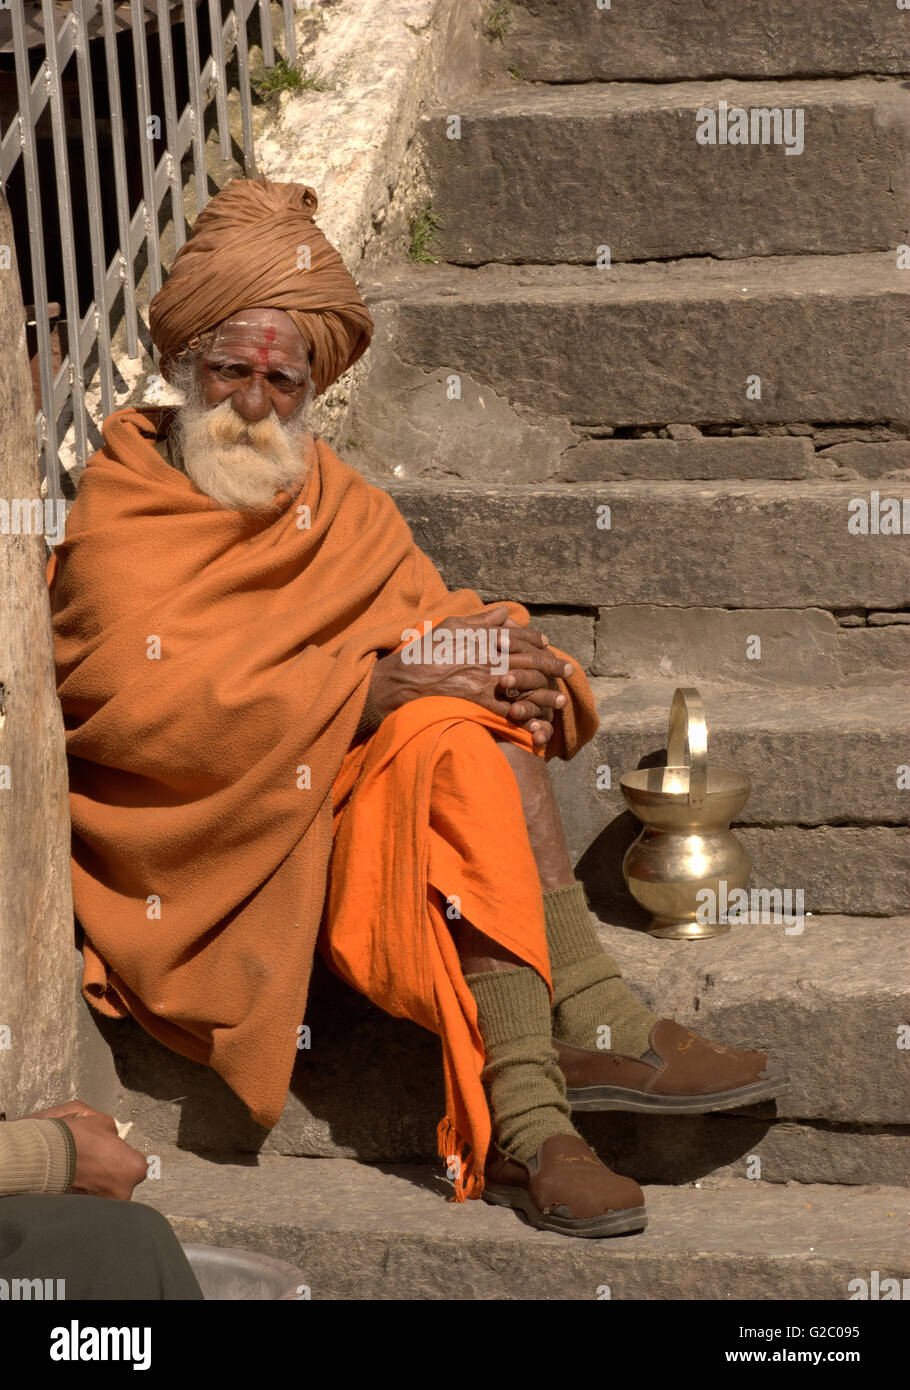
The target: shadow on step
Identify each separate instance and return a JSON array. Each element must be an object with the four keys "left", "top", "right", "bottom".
[
  {"left": 91, "top": 953, "right": 445, "bottom": 1162},
  {"left": 577, "top": 1110, "right": 776, "bottom": 1185},
  {"left": 575, "top": 747, "right": 673, "bottom": 930},
  {"left": 90, "top": 950, "right": 780, "bottom": 1187},
  {"left": 576, "top": 809, "right": 652, "bottom": 930}
]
